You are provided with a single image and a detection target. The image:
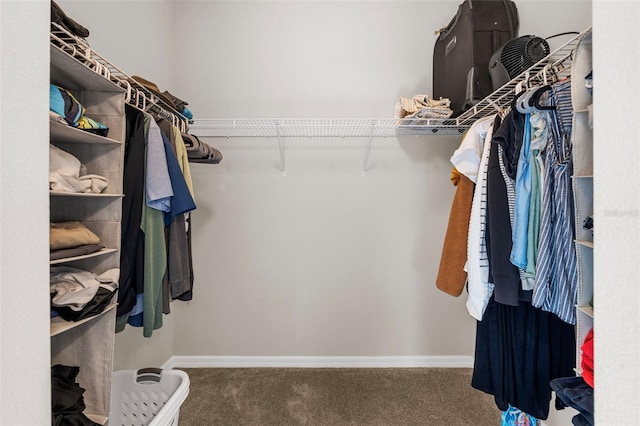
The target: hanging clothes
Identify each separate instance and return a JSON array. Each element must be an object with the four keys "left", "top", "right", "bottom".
[
  {"left": 472, "top": 295, "right": 576, "bottom": 420},
  {"left": 435, "top": 168, "right": 475, "bottom": 297},
  {"left": 469, "top": 79, "right": 577, "bottom": 420},
  {"left": 486, "top": 108, "right": 531, "bottom": 306},
  {"left": 157, "top": 119, "right": 196, "bottom": 308},
  {"left": 117, "top": 109, "right": 197, "bottom": 337},
  {"left": 465, "top": 115, "right": 499, "bottom": 320},
  {"left": 117, "top": 105, "right": 146, "bottom": 324},
  {"left": 437, "top": 115, "right": 496, "bottom": 298},
  {"left": 139, "top": 115, "right": 197, "bottom": 336},
  {"left": 125, "top": 115, "right": 169, "bottom": 336},
  {"left": 510, "top": 114, "right": 533, "bottom": 271},
  {"left": 532, "top": 78, "right": 578, "bottom": 325},
  {"left": 524, "top": 110, "right": 549, "bottom": 281}
]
